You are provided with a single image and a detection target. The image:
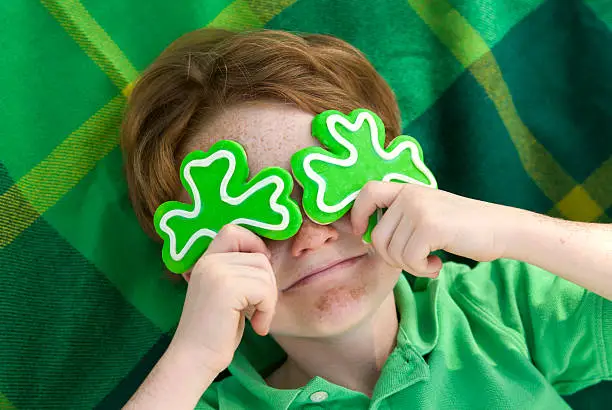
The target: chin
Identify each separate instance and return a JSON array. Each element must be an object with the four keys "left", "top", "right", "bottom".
[
  {"left": 270, "top": 256, "right": 400, "bottom": 338},
  {"left": 273, "top": 281, "right": 377, "bottom": 338},
  {"left": 307, "top": 285, "right": 373, "bottom": 337}
]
